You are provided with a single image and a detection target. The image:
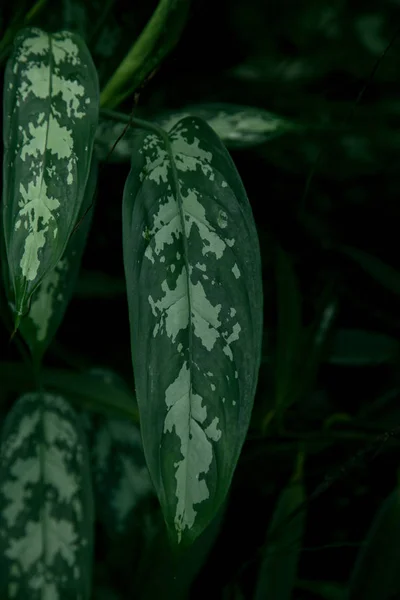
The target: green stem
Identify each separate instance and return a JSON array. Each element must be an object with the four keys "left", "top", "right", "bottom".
[
  {"left": 100, "top": 108, "right": 169, "bottom": 142},
  {"left": 99, "top": 0, "right": 174, "bottom": 108}
]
